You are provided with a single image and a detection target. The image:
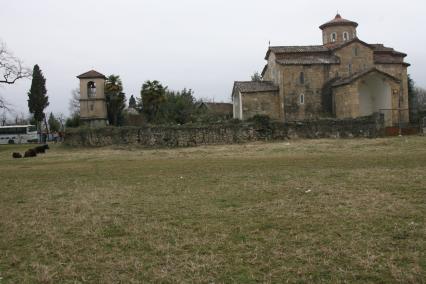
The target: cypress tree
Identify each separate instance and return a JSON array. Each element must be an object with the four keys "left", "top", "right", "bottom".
[{"left": 27, "top": 65, "right": 49, "bottom": 128}]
